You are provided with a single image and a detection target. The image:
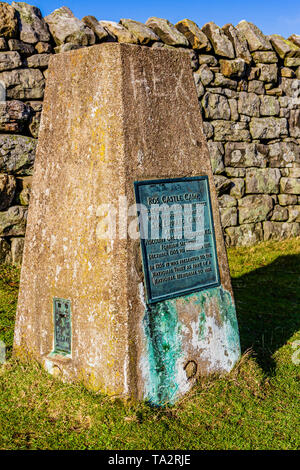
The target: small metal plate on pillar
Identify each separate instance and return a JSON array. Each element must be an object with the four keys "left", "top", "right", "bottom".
[
  {"left": 134, "top": 176, "right": 220, "bottom": 303},
  {"left": 53, "top": 298, "right": 72, "bottom": 355}
]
